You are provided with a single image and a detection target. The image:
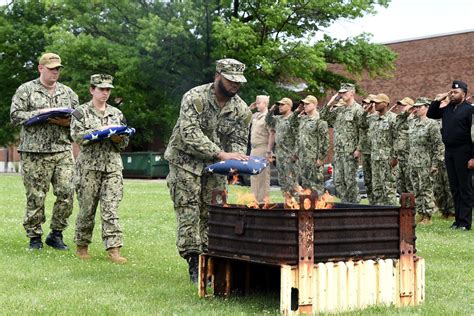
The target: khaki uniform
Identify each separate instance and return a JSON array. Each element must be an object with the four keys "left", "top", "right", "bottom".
[
  {"left": 71, "top": 101, "right": 129, "bottom": 250},
  {"left": 291, "top": 113, "right": 329, "bottom": 193},
  {"left": 369, "top": 111, "right": 398, "bottom": 205},
  {"left": 165, "top": 83, "right": 251, "bottom": 258},
  {"left": 10, "top": 79, "right": 78, "bottom": 238},
  {"left": 250, "top": 111, "right": 272, "bottom": 202},
  {"left": 320, "top": 102, "right": 363, "bottom": 203}
]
